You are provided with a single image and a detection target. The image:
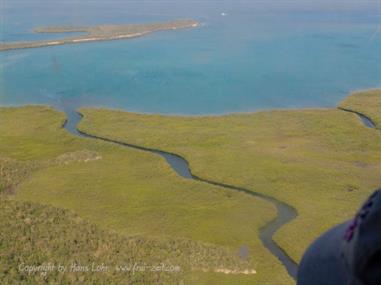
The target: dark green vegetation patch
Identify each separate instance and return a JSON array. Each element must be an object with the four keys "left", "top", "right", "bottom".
[{"left": 0, "top": 198, "right": 251, "bottom": 285}]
